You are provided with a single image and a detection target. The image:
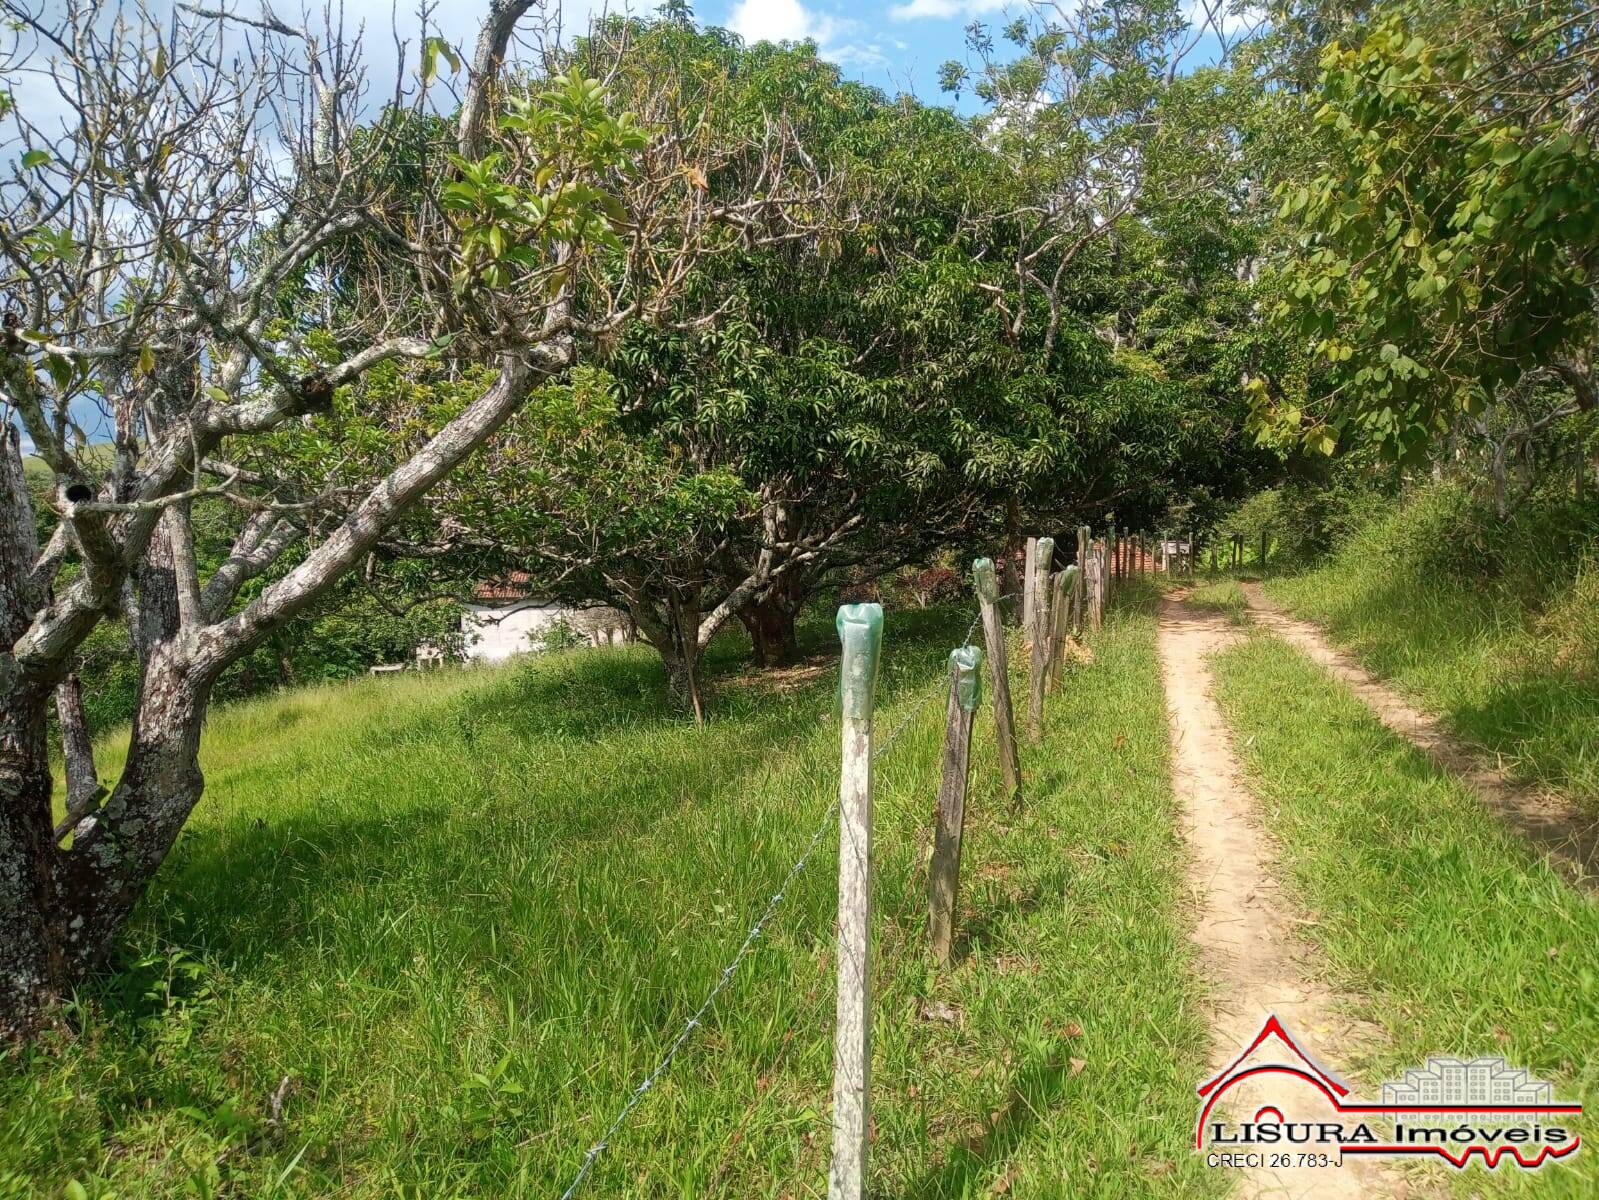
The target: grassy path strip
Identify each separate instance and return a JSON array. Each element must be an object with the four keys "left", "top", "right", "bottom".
[
  {"left": 1211, "top": 633, "right": 1599, "bottom": 1199},
  {"left": 1156, "top": 592, "right": 1405, "bottom": 1200},
  {"left": 1261, "top": 496, "right": 1599, "bottom": 810},
  {"left": 1241, "top": 583, "right": 1599, "bottom": 891},
  {"left": 5, "top": 597, "right": 1212, "bottom": 1199}
]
